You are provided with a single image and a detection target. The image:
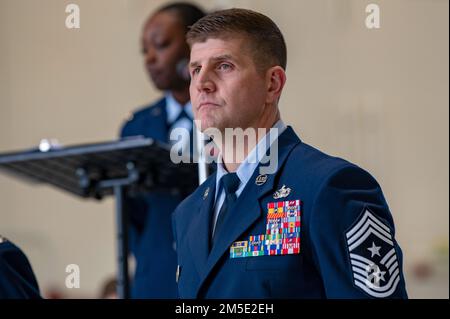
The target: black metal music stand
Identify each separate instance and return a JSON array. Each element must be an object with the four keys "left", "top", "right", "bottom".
[{"left": 0, "top": 137, "right": 198, "bottom": 299}]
